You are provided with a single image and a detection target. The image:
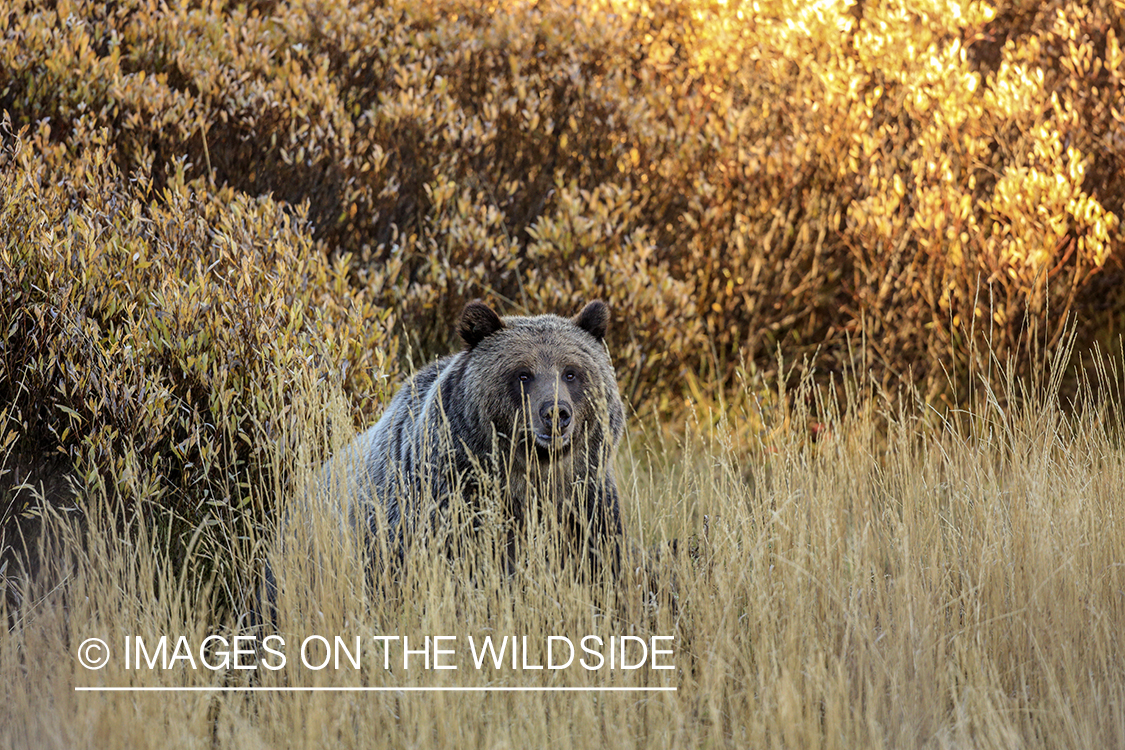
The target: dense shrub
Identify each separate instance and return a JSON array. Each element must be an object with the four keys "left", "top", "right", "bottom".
[
  {"left": 3, "top": 0, "right": 1125, "bottom": 587},
  {"left": 0, "top": 116, "right": 395, "bottom": 591},
  {"left": 4, "top": 0, "right": 1123, "bottom": 406}
]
